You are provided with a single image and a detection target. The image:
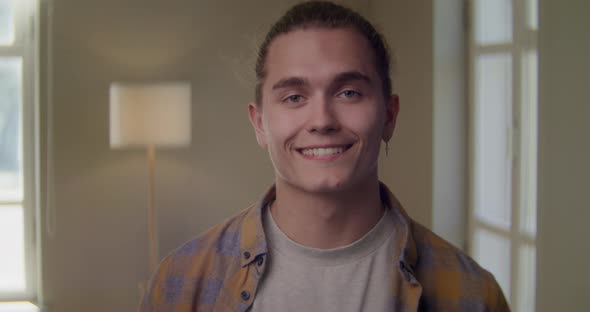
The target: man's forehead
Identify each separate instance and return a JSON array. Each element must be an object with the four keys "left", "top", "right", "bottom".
[{"left": 263, "top": 27, "right": 378, "bottom": 83}]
